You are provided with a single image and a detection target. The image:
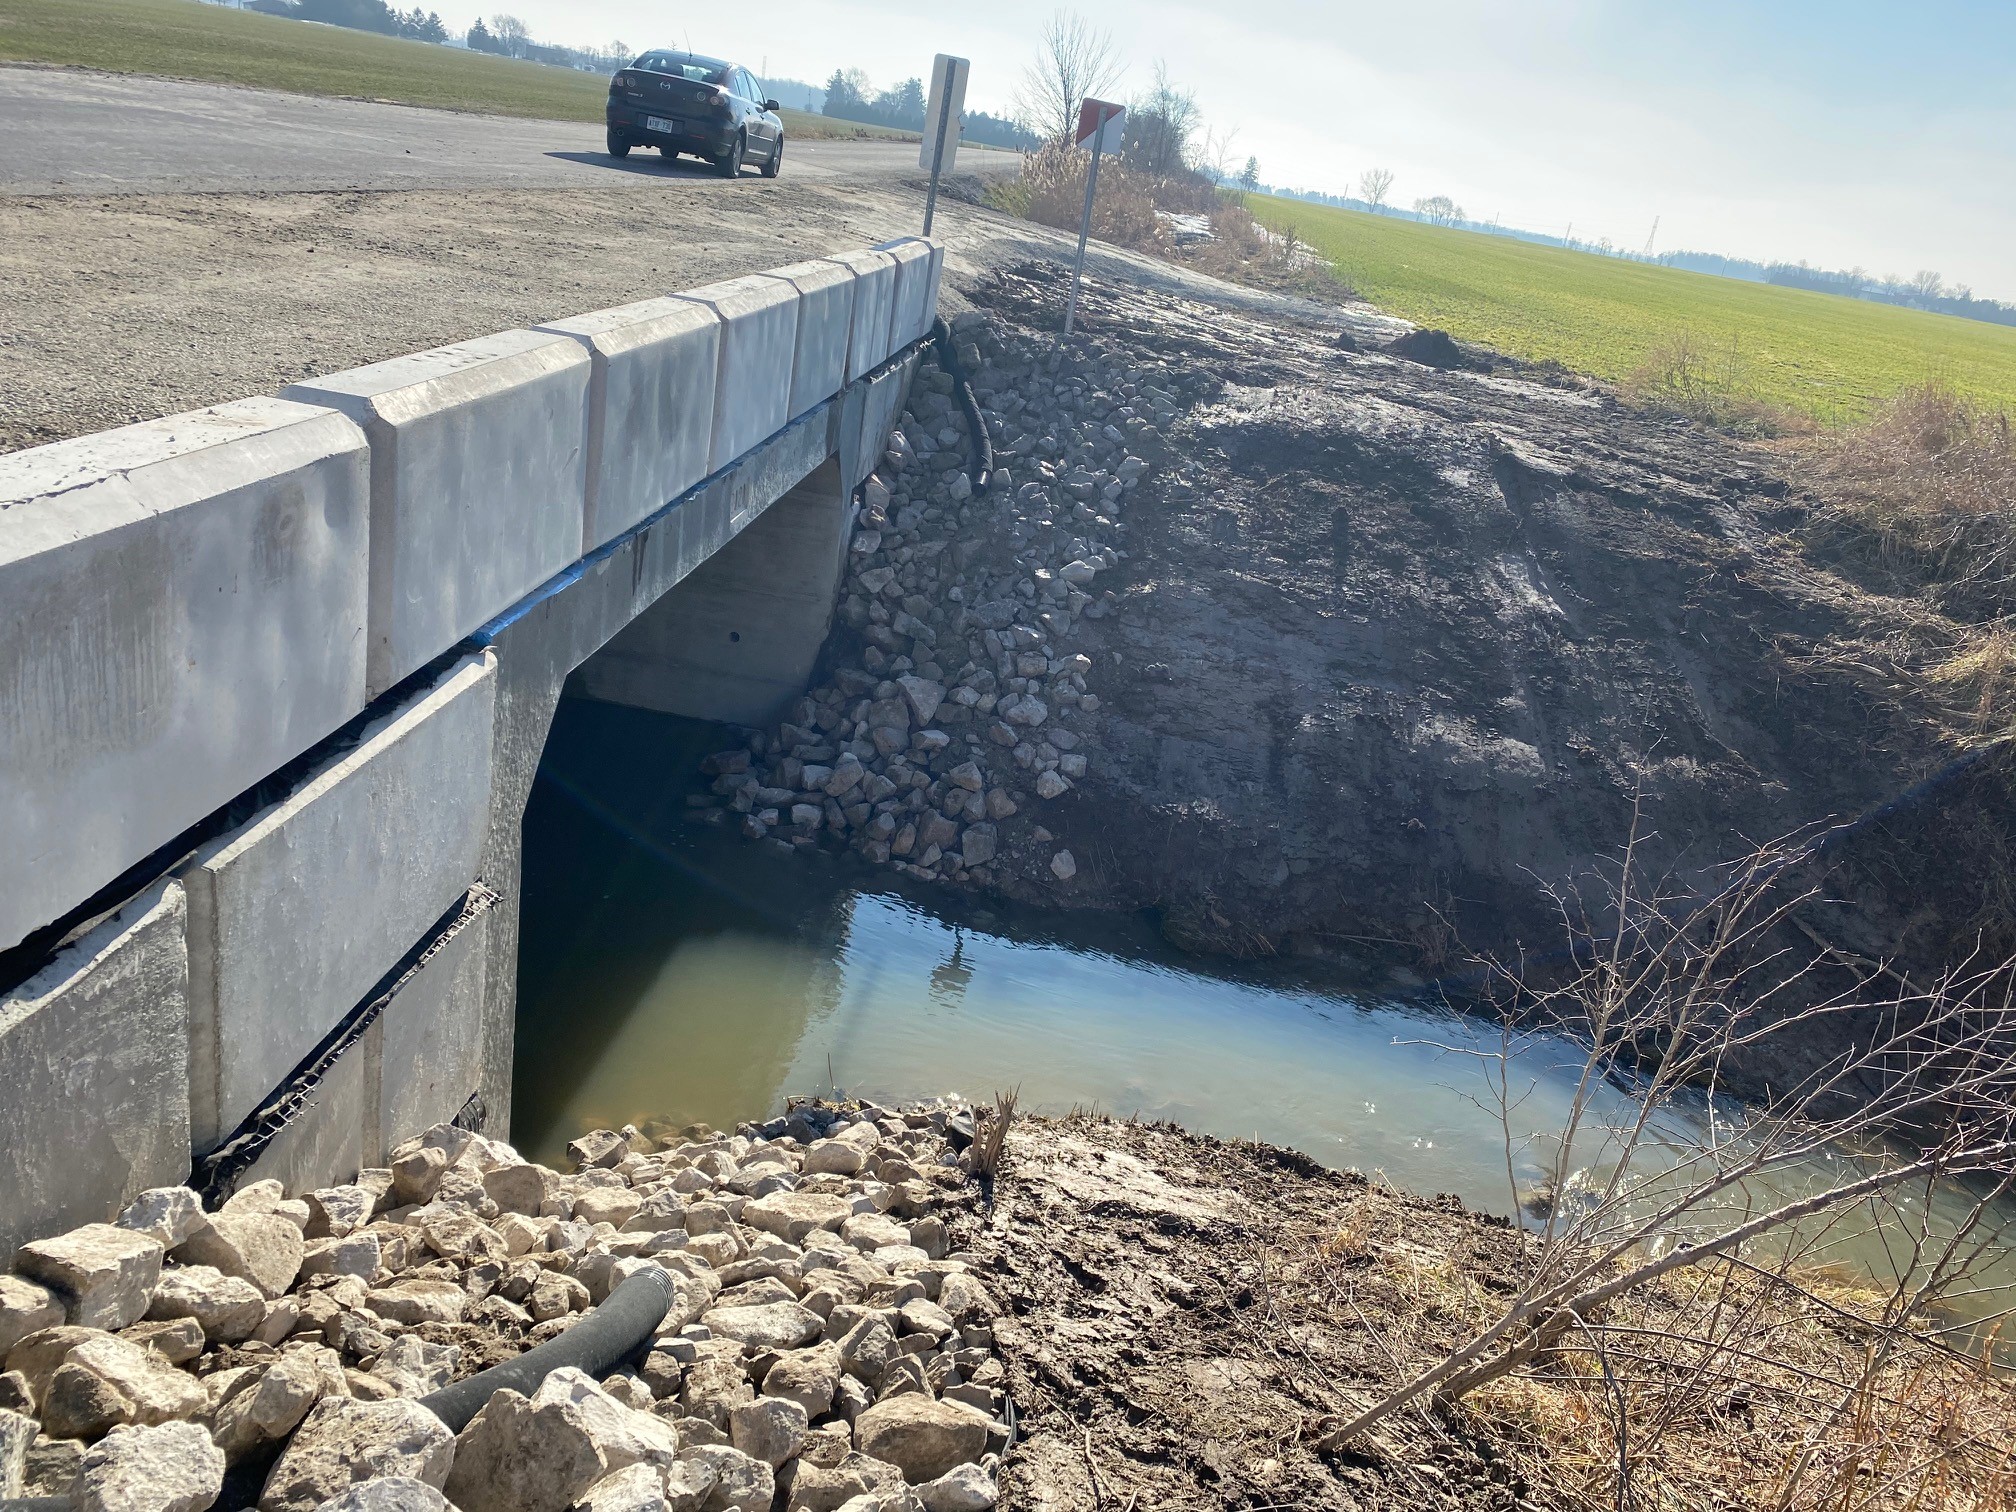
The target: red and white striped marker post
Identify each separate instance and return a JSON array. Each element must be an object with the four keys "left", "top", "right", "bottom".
[{"left": 1063, "top": 98, "right": 1125, "bottom": 336}]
